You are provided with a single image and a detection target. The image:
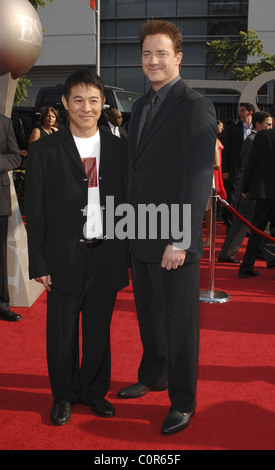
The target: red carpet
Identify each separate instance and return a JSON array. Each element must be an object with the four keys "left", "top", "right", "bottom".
[{"left": 0, "top": 222, "right": 274, "bottom": 450}]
